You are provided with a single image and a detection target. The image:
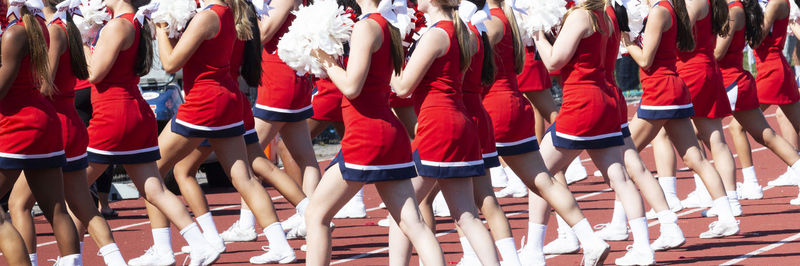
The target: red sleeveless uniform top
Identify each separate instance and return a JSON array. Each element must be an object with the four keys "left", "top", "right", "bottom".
[
  {"left": 719, "top": 1, "right": 745, "bottom": 71},
  {"left": 412, "top": 21, "right": 466, "bottom": 113},
  {"left": 184, "top": 5, "right": 236, "bottom": 93},
  {"left": 463, "top": 25, "right": 485, "bottom": 94},
  {"left": 641, "top": 1, "right": 679, "bottom": 79},
  {"left": 6, "top": 18, "right": 50, "bottom": 98},
  {"left": 50, "top": 19, "right": 77, "bottom": 98},
  {"left": 341, "top": 14, "right": 394, "bottom": 119},
  {"left": 561, "top": 10, "right": 609, "bottom": 88},
  {"left": 230, "top": 39, "right": 244, "bottom": 85},
  {"left": 677, "top": 0, "right": 715, "bottom": 66},
  {"left": 756, "top": 1, "right": 789, "bottom": 56},
  {"left": 487, "top": 8, "right": 519, "bottom": 93},
  {"left": 94, "top": 14, "right": 139, "bottom": 87}
]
